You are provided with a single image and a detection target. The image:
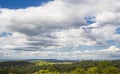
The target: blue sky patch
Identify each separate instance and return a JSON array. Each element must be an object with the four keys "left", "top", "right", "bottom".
[
  {"left": 78, "top": 45, "right": 108, "bottom": 50},
  {"left": 116, "top": 27, "right": 120, "bottom": 34},
  {"left": 84, "top": 16, "right": 96, "bottom": 24},
  {"left": 0, "top": 32, "right": 13, "bottom": 37},
  {"left": 0, "top": 0, "right": 53, "bottom": 9},
  {"left": 106, "top": 40, "right": 116, "bottom": 46}
]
